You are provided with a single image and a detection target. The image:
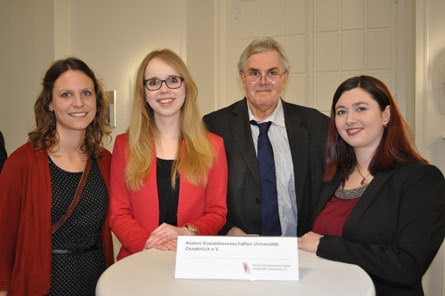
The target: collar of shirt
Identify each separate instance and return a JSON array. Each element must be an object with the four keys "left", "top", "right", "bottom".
[{"left": 248, "top": 98, "right": 285, "bottom": 128}]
